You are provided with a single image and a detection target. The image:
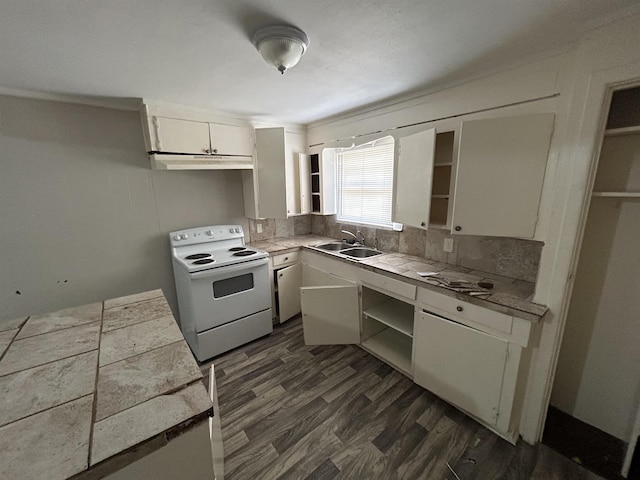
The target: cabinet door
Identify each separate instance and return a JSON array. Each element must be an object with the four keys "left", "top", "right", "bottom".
[
  {"left": 301, "top": 285, "right": 360, "bottom": 345},
  {"left": 393, "top": 128, "right": 436, "bottom": 229},
  {"left": 209, "top": 123, "right": 254, "bottom": 157},
  {"left": 451, "top": 113, "right": 554, "bottom": 238},
  {"left": 285, "top": 131, "right": 307, "bottom": 216},
  {"left": 153, "top": 117, "right": 211, "bottom": 154},
  {"left": 413, "top": 310, "right": 508, "bottom": 427},
  {"left": 277, "top": 263, "right": 302, "bottom": 323},
  {"left": 299, "top": 153, "right": 311, "bottom": 214}
]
